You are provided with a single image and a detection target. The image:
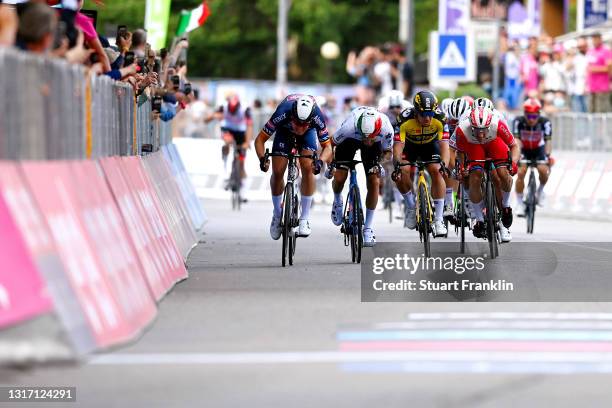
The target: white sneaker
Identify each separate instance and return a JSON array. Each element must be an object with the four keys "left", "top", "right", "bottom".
[
  {"left": 363, "top": 228, "right": 376, "bottom": 247},
  {"left": 536, "top": 190, "right": 546, "bottom": 207},
  {"left": 270, "top": 213, "right": 282, "bottom": 240},
  {"left": 298, "top": 219, "right": 311, "bottom": 237},
  {"left": 331, "top": 200, "right": 343, "bottom": 226},
  {"left": 516, "top": 203, "right": 526, "bottom": 217},
  {"left": 404, "top": 207, "right": 417, "bottom": 229},
  {"left": 499, "top": 223, "right": 512, "bottom": 242},
  {"left": 432, "top": 220, "right": 448, "bottom": 237}
]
